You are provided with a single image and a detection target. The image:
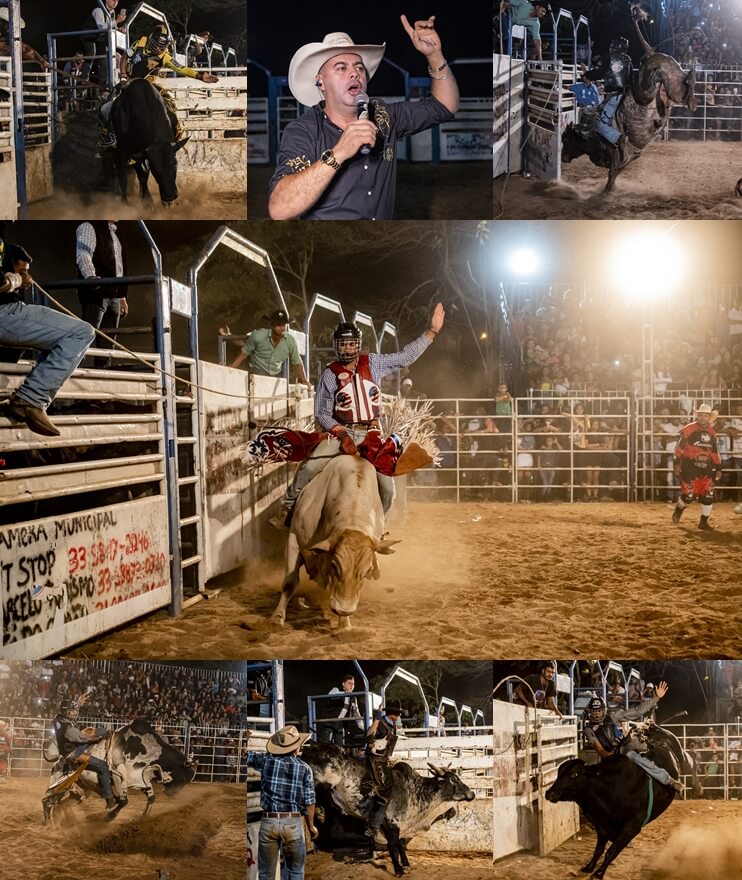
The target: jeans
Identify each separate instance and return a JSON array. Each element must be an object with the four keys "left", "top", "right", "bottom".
[
  {"left": 596, "top": 92, "right": 622, "bottom": 145},
  {"left": 73, "top": 745, "right": 114, "bottom": 800},
  {"left": 626, "top": 750, "right": 672, "bottom": 786},
  {"left": 80, "top": 296, "right": 121, "bottom": 368},
  {"left": 284, "top": 429, "right": 395, "bottom": 515},
  {"left": 258, "top": 816, "right": 306, "bottom": 880},
  {"left": 0, "top": 302, "right": 95, "bottom": 409}
]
